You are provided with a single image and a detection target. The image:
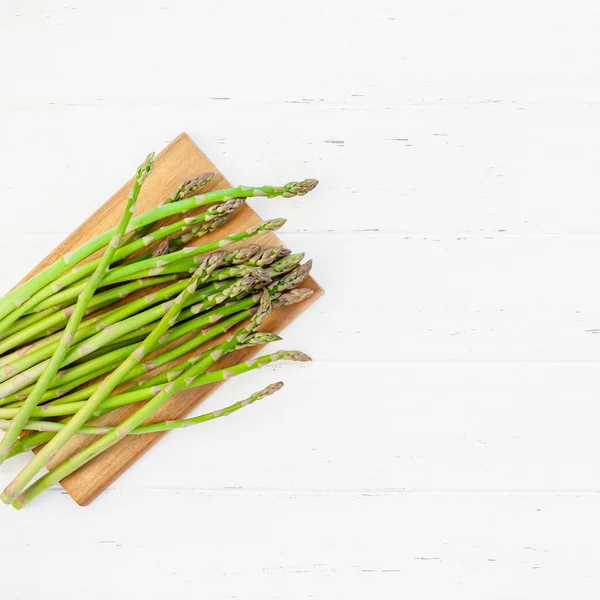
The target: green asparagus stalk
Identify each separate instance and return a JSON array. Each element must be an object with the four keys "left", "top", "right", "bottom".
[
  {"left": 11, "top": 291, "right": 273, "bottom": 508},
  {"left": 0, "top": 179, "right": 317, "bottom": 325},
  {"left": 48, "top": 307, "right": 265, "bottom": 406},
  {"left": 3, "top": 313, "right": 279, "bottom": 456},
  {"left": 0, "top": 274, "right": 276, "bottom": 406},
  {"left": 0, "top": 200, "right": 245, "bottom": 331},
  {"left": 0, "top": 279, "right": 193, "bottom": 385},
  {"left": 0, "top": 349, "right": 305, "bottom": 421},
  {"left": 5, "top": 277, "right": 236, "bottom": 364},
  {"left": 130, "top": 198, "right": 245, "bottom": 263},
  {"left": 0, "top": 305, "right": 67, "bottom": 341},
  {"left": 5, "top": 288, "right": 313, "bottom": 458},
  {"left": 0, "top": 272, "right": 260, "bottom": 400},
  {"left": 0, "top": 275, "right": 177, "bottom": 356},
  {"left": 3, "top": 383, "right": 284, "bottom": 441},
  {"left": 120, "top": 172, "right": 215, "bottom": 247},
  {"left": 1, "top": 251, "right": 227, "bottom": 503},
  {"left": 36, "top": 286, "right": 310, "bottom": 409},
  {"left": 32, "top": 287, "right": 311, "bottom": 408},
  {"left": 126, "top": 333, "right": 283, "bottom": 390},
  {"left": 0, "top": 258, "right": 296, "bottom": 389},
  {"left": 92, "top": 219, "right": 285, "bottom": 291},
  {"left": 0, "top": 154, "right": 156, "bottom": 462}
]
